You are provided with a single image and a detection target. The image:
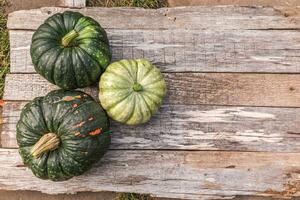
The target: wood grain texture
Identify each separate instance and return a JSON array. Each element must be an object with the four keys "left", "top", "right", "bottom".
[
  {"left": 4, "top": 5, "right": 300, "bottom": 198},
  {"left": 7, "top": 6, "right": 300, "bottom": 30},
  {"left": 4, "top": 73, "right": 300, "bottom": 107},
  {"left": 9, "top": 29, "right": 300, "bottom": 73},
  {"left": 1, "top": 149, "right": 300, "bottom": 199},
  {"left": 58, "top": 0, "right": 86, "bottom": 7},
  {"left": 2, "top": 101, "right": 300, "bottom": 151}
]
